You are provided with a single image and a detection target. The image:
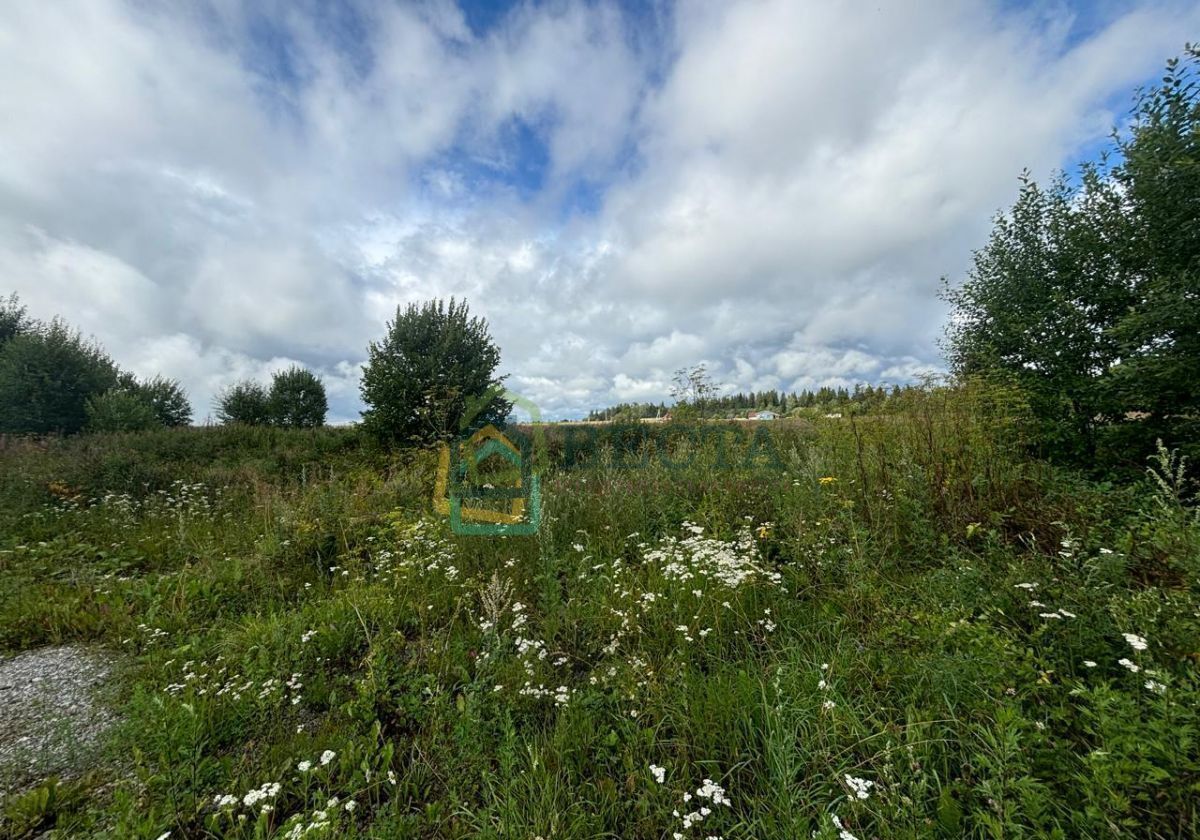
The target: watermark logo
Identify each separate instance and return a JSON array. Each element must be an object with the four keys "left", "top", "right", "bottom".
[{"left": 433, "top": 390, "right": 544, "bottom": 536}]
